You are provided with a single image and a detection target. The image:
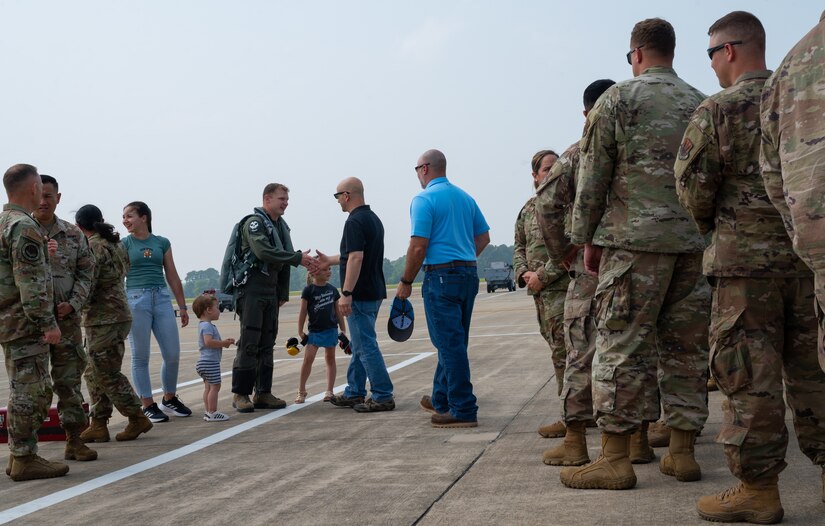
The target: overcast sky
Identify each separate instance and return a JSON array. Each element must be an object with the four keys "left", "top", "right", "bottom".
[{"left": 2, "top": 1, "right": 820, "bottom": 277}]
